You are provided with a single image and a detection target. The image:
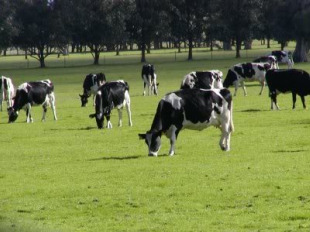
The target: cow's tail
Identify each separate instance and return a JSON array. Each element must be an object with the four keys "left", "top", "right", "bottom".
[{"left": 124, "top": 81, "right": 130, "bottom": 92}]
